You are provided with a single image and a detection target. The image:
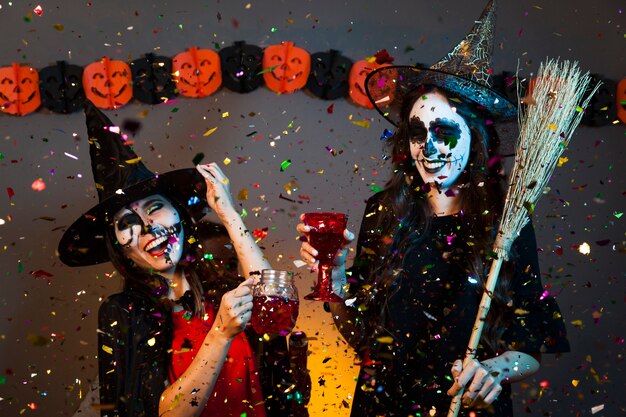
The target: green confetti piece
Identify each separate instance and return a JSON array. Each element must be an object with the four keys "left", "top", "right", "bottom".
[
  {"left": 214, "top": 42, "right": 220, "bottom": 50},
  {"left": 523, "top": 201, "right": 535, "bottom": 215},
  {"left": 23, "top": 15, "right": 32, "bottom": 23},
  {"left": 576, "top": 105, "right": 583, "bottom": 113},
  {"left": 270, "top": 27, "right": 278, "bottom": 32},
  {"left": 192, "top": 153, "right": 204, "bottom": 165},
  {"left": 614, "top": 211, "right": 623, "bottom": 219},
  {"left": 171, "top": 107, "right": 179, "bottom": 113},
  {"left": 404, "top": 45, "right": 415, "bottom": 53},
  {"left": 240, "top": 208, "right": 248, "bottom": 218},
  {"left": 203, "top": 253, "right": 214, "bottom": 260},
  {"left": 287, "top": 120, "right": 294, "bottom": 129},
  {"left": 0, "top": 152, "right": 4, "bottom": 160},
  {"left": 280, "top": 159, "right": 292, "bottom": 171},
  {"left": 0, "top": 375, "right": 6, "bottom": 384},
  {"left": 18, "top": 260, "right": 23, "bottom": 273},
  {"left": 370, "top": 185, "right": 383, "bottom": 193}
]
